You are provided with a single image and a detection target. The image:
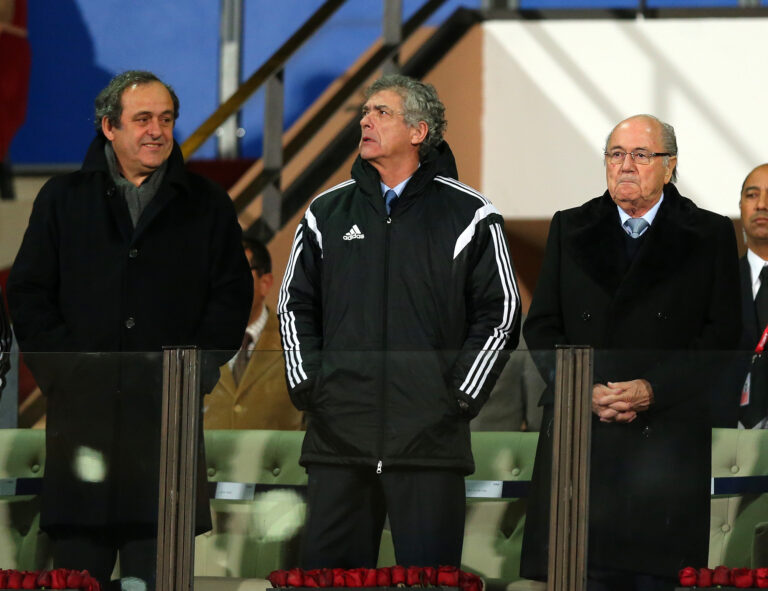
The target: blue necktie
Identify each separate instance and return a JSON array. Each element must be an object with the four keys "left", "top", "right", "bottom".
[
  {"left": 384, "top": 189, "right": 398, "bottom": 215},
  {"left": 624, "top": 218, "right": 649, "bottom": 239}
]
